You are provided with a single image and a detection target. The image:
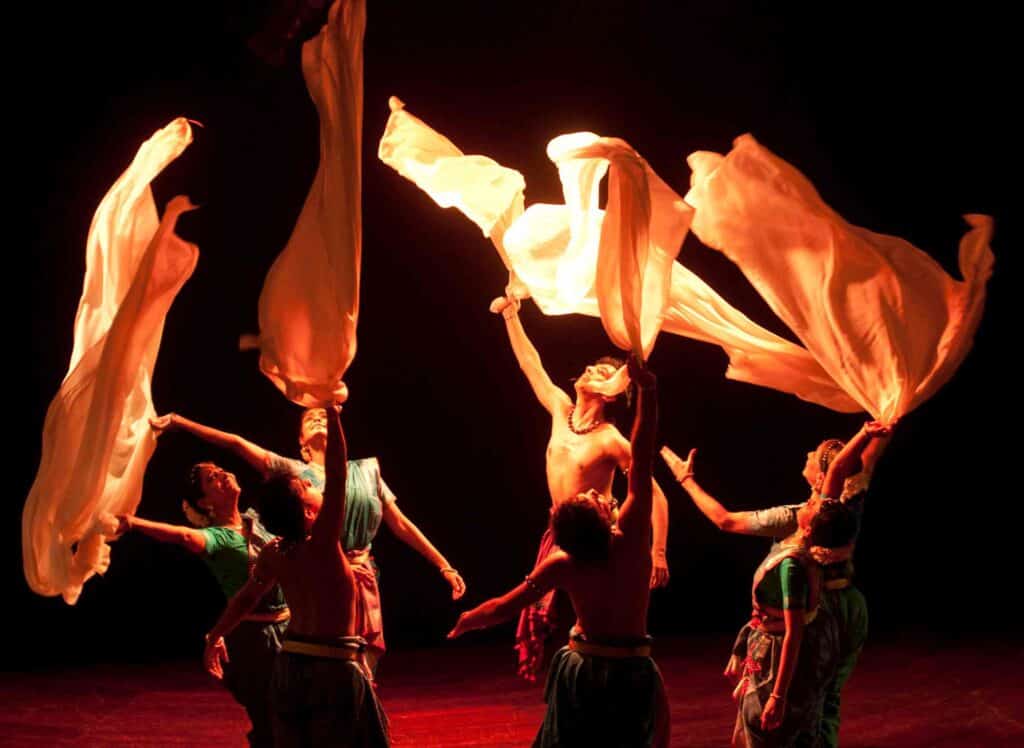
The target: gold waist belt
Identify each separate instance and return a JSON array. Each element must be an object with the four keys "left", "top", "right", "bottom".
[
  {"left": 568, "top": 638, "right": 651, "bottom": 658},
  {"left": 243, "top": 608, "right": 291, "bottom": 624},
  {"left": 281, "top": 640, "right": 361, "bottom": 661}
]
